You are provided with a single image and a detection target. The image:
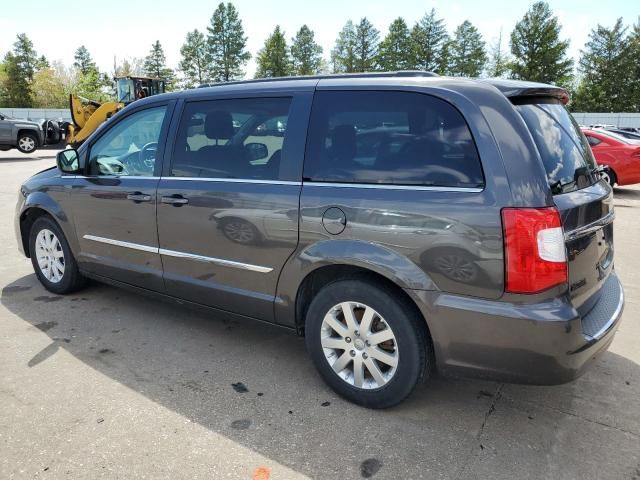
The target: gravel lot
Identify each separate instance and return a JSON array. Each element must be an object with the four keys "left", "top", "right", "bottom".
[{"left": 1, "top": 147, "right": 639, "bottom": 480}]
